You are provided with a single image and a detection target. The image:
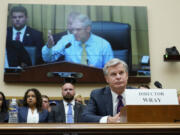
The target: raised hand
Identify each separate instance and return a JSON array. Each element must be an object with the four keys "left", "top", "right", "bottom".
[{"left": 47, "top": 30, "right": 55, "bottom": 48}]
